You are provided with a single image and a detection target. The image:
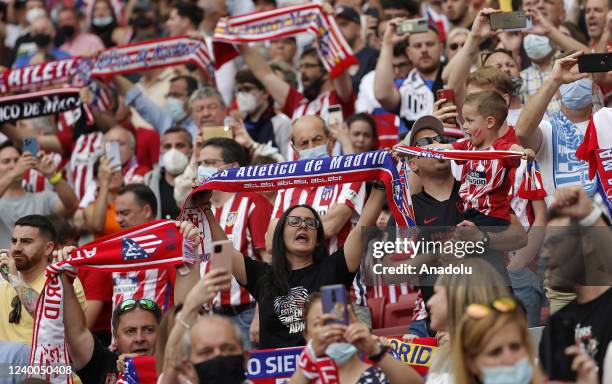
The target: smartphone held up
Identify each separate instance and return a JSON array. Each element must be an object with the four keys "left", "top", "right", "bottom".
[{"left": 321, "top": 284, "right": 349, "bottom": 326}]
